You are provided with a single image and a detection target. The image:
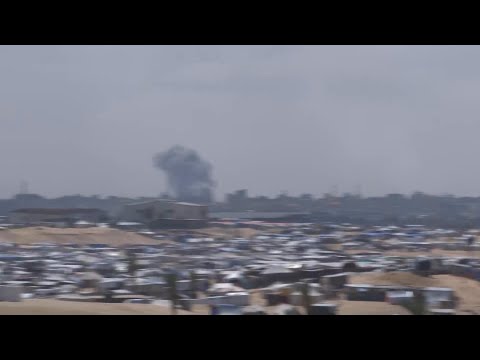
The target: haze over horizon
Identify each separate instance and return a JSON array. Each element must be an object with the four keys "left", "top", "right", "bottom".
[{"left": 2, "top": 45, "right": 480, "bottom": 199}]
